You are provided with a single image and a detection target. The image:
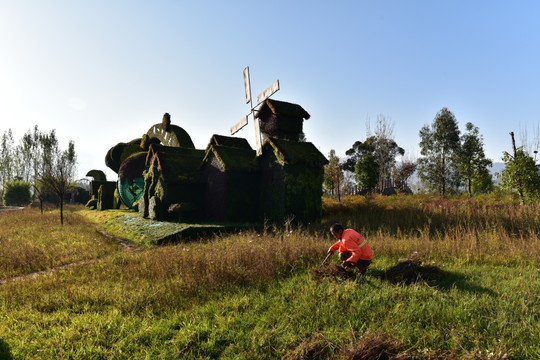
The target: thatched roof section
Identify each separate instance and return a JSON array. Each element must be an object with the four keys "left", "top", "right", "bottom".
[
  {"left": 202, "top": 145, "right": 257, "bottom": 171},
  {"left": 262, "top": 138, "right": 328, "bottom": 166},
  {"left": 207, "top": 134, "right": 252, "bottom": 150},
  {"left": 145, "top": 144, "right": 205, "bottom": 178},
  {"left": 255, "top": 99, "right": 310, "bottom": 120},
  {"left": 146, "top": 124, "right": 195, "bottom": 149}
]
